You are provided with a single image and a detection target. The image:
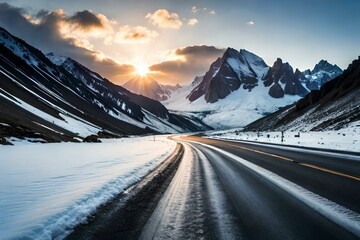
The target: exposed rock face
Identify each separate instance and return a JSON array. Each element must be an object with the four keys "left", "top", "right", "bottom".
[
  {"left": 263, "top": 58, "right": 309, "bottom": 97},
  {"left": 297, "top": 57, "right": 360, "bottom": 111},
  {"left": 244, "top": 56, "right": 360, "bottom": 132},
  {"left": 83, "top": 135, "right": 102, "bottom": 143},
  {"left": 187, "top": 57, "right": 222, "bottom": 102},
  {"left": 302, "top": 60, "right": 343, "bottom": 90},
  {"left": 187, "top": 48, "right": 342, "bottom": 106},
  {"left": 269, "top": 82, "right": 284, "bottom": 98},
  {"left": 187, "top": 48, "right": 268, "bottom": 103}
]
